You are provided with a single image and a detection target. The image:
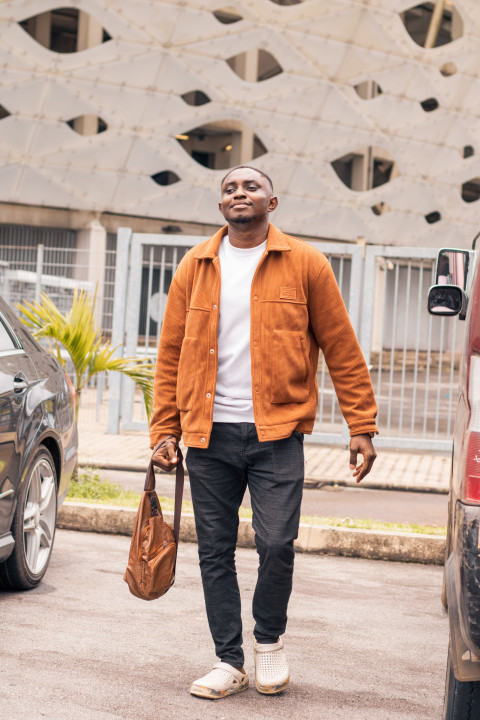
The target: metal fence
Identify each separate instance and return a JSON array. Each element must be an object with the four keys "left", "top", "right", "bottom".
[
  {"left": 109, "top": 231, "right": 464, "bottom": 451},
  {"left": 0, "top": 224, "right": 466, "bottom": 450},
  {"left": 0, "top": 225, "right": 117, "bottom": 426},
  {"left": 361, "top": 246, "right": 464, "bottom": 450},
  {"left": 113, "top": 233, "right": 365, "bottom": 445}
]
